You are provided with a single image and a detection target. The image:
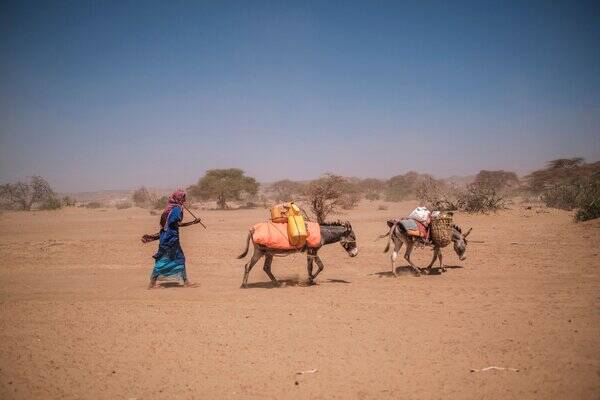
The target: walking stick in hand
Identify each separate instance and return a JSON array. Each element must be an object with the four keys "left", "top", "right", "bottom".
[
  {"left": 183, "top": 204, "right": 207, "bottom": 229},
  {"left": 141, "top": 204, "right": 206, "bottom": 243}
]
